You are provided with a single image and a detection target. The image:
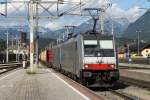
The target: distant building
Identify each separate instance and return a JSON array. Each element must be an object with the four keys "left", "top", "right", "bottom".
[
  {"left": 141, "top": 44, "right": 150, "bottom": 58},
  {"left": 118, "top": 51, "right": 124, "bottom": 59},
  {"left": 19, "top": 32, "right": 27, "bottom": 47},
  {"left": 118, "top": 43, "right": 149, "bottom": 59}
]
